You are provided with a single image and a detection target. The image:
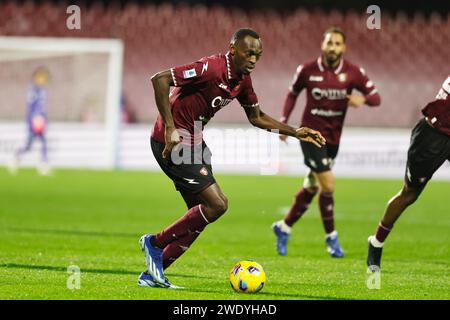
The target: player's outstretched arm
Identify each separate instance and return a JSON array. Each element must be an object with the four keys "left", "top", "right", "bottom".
[
  {"left": 244, "top": 106, "right": 326, "bottom": 148},
  {"left": 151, "top": 69, "right": 181, "bottom": 158},
  {"left": 348, "top": 69, "right": 381, "bottom": 108},
  {"left": 347, "top": 93, "right": 381, "bottom": 108}
]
